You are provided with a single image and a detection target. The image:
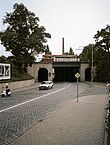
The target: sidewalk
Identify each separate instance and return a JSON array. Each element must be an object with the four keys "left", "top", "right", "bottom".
[{"left": 11, "top": 92, "right": 108, "bottom": 145}]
